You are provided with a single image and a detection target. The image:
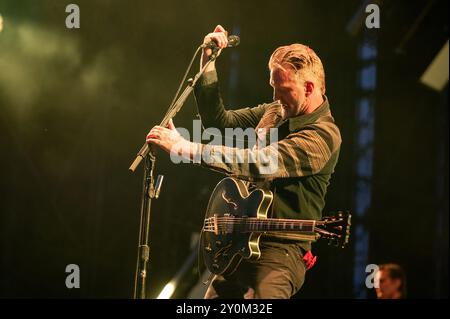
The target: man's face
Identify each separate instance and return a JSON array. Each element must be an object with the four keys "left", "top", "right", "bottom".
[
  {"left": 375, "top": 270, "right": 401, "bottom": 299},
  {"left": 270, "top": 65, "right": 306, "bottom": 120}
]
